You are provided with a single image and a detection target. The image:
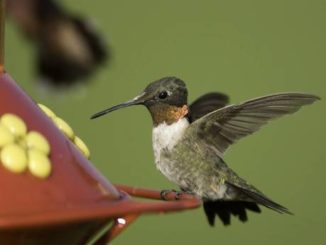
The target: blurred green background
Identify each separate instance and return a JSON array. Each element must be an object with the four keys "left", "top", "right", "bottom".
[{"left": 4, "top": 0, "right": 326, "bottom": 244}]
